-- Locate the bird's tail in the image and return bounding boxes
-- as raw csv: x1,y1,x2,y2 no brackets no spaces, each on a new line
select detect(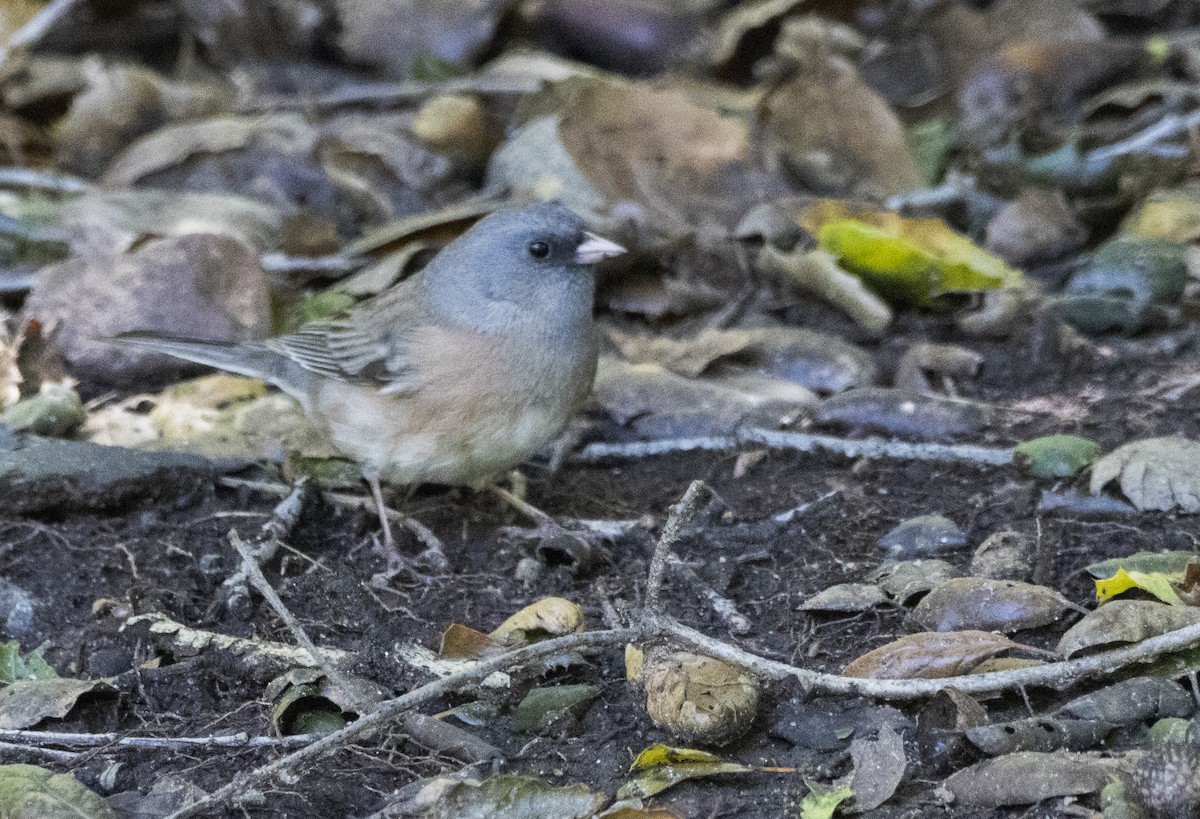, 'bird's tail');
110,332,286,385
